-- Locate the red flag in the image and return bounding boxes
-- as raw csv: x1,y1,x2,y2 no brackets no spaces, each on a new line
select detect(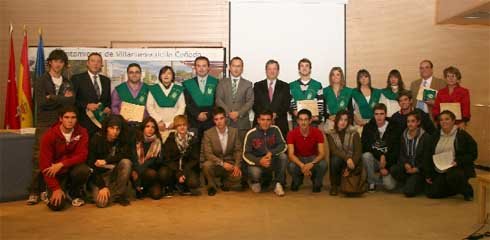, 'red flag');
17,27,33,128
4,24,20,129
